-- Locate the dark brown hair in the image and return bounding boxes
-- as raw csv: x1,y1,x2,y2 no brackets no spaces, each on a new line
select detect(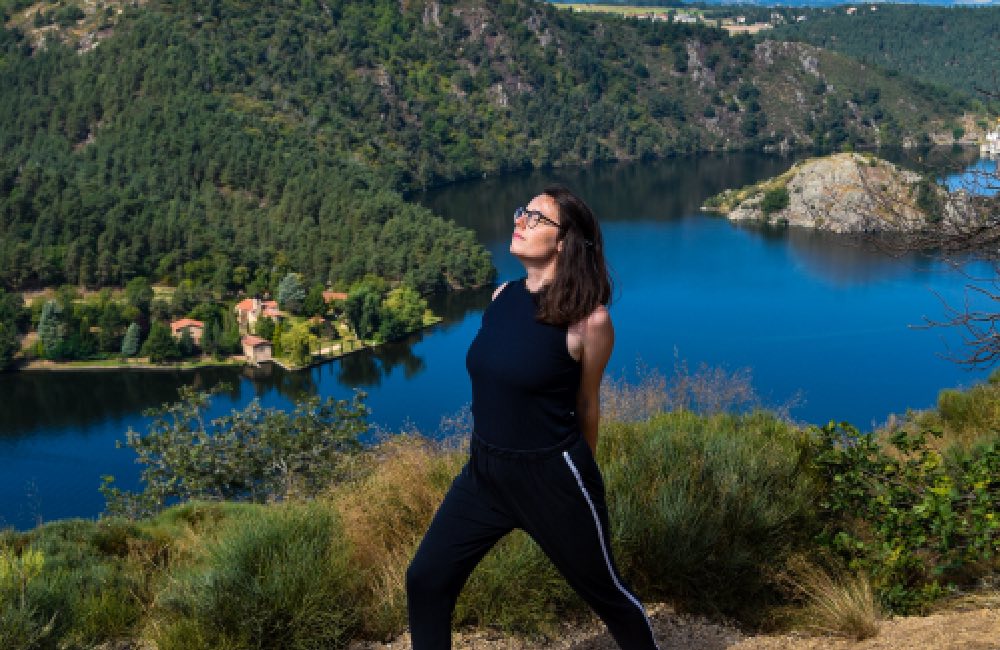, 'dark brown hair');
533,185,613,326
